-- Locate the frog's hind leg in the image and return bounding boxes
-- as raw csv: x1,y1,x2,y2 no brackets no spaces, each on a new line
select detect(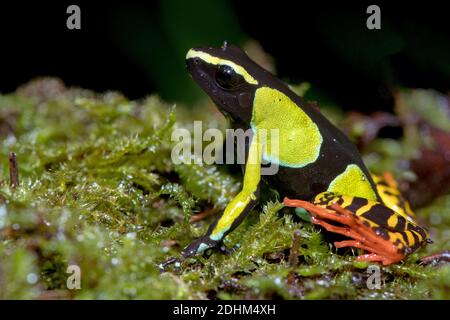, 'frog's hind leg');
285,198,356,227
333,241,399,265
353,253,396,265
328,202,406,265
284,198,365,240
310,216,366,243
284,197,405,265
